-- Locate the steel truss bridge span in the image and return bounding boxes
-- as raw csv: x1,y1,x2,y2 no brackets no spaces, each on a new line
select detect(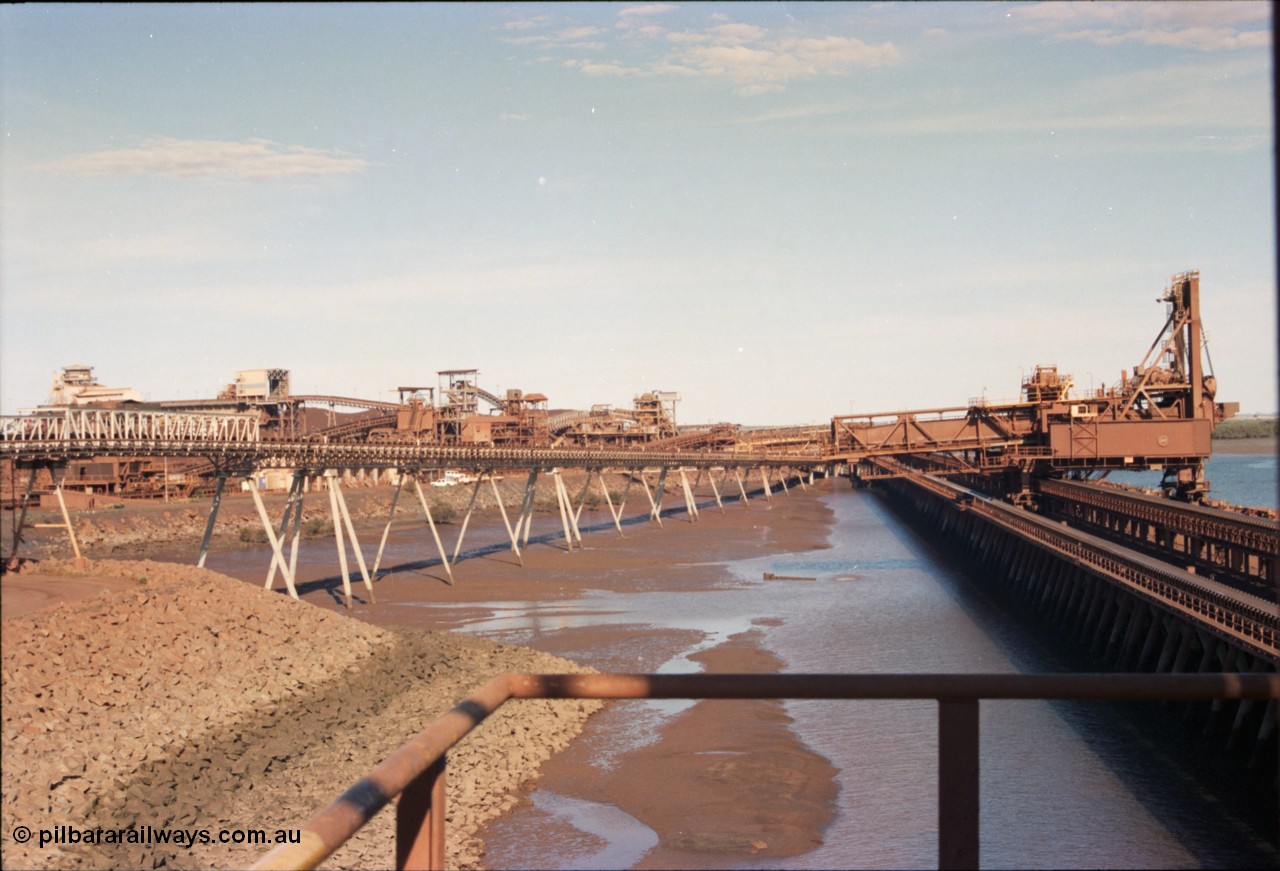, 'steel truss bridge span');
2,409,825,593
0,435,810,475
1,409,816,471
